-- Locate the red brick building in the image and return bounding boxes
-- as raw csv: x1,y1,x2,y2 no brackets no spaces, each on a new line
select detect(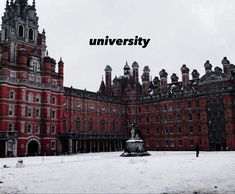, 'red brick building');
0,0,235,157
